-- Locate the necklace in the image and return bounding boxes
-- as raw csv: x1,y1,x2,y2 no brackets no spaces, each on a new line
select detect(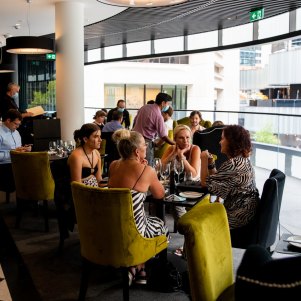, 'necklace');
82,146,94,173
